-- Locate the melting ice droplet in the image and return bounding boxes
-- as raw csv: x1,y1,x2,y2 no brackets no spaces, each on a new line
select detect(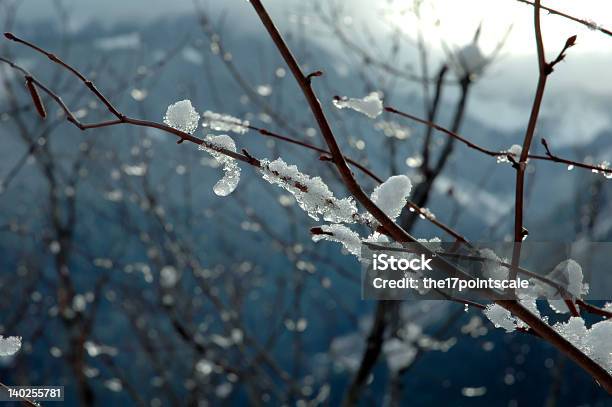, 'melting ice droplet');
199,135,241,196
